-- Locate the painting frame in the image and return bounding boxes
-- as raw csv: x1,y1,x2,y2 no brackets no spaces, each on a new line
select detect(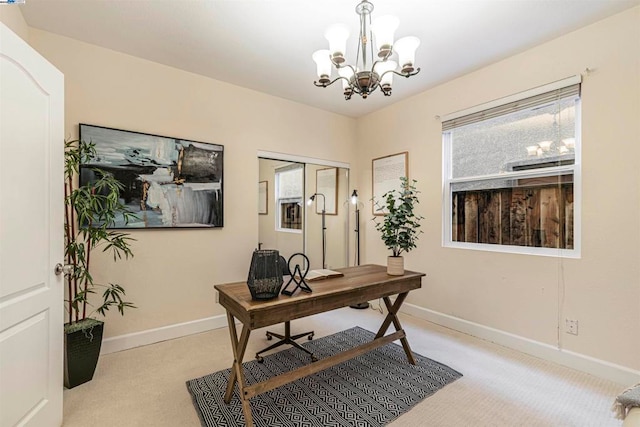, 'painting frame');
258,181,268,215
315,167,338,215
79,123,224,229
372,151,408,216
